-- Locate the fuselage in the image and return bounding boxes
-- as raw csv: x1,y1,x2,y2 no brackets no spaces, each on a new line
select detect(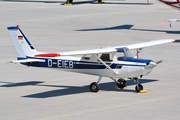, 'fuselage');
20,56,154,79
